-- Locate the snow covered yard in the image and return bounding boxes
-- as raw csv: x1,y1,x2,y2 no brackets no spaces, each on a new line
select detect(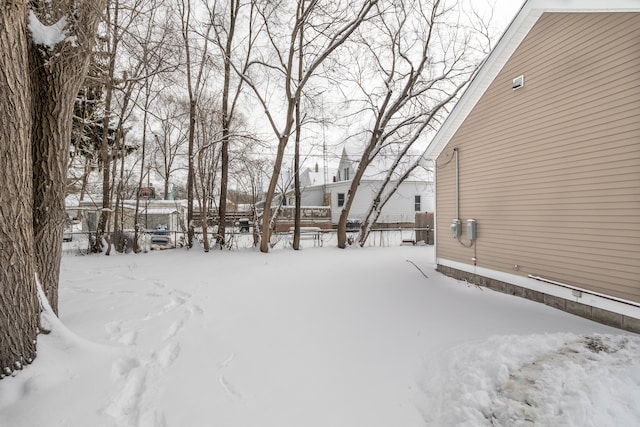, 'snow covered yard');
0,244,639,426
